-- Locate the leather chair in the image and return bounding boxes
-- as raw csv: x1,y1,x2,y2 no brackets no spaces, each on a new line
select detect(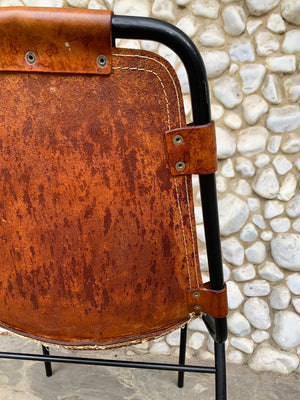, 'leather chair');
0,7,228,399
